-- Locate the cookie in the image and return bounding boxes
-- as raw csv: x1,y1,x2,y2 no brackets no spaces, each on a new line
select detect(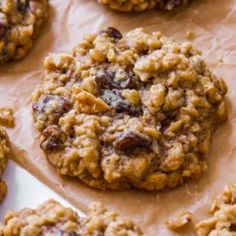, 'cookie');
0,127,10,203
0,106,14,202
98,0,188,12
0,199,143,235
0,0,48,64
32,27,227,191
195,185,236,236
